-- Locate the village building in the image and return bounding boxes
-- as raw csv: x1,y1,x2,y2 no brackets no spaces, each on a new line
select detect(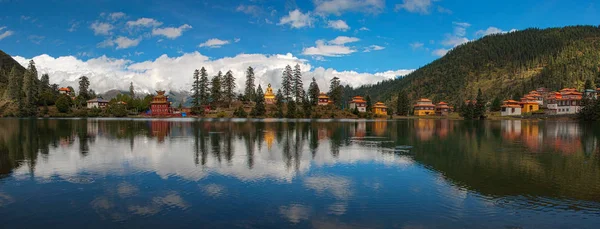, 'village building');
501,100,522,116
151,90,172,116
524,90,544,105
349,96,367,113
87,98,109,109
435,102,451,116
520,95,540,113
373,102,388,115
264,84,276,105
58,87,71,95
413,98,436,116
545,88,583,115
318,92,330,106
